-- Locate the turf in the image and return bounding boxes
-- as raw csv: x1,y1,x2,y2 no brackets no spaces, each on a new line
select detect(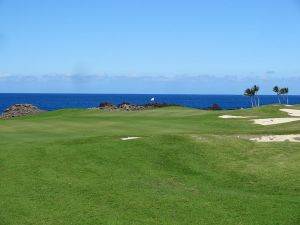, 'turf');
0,105,299,224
